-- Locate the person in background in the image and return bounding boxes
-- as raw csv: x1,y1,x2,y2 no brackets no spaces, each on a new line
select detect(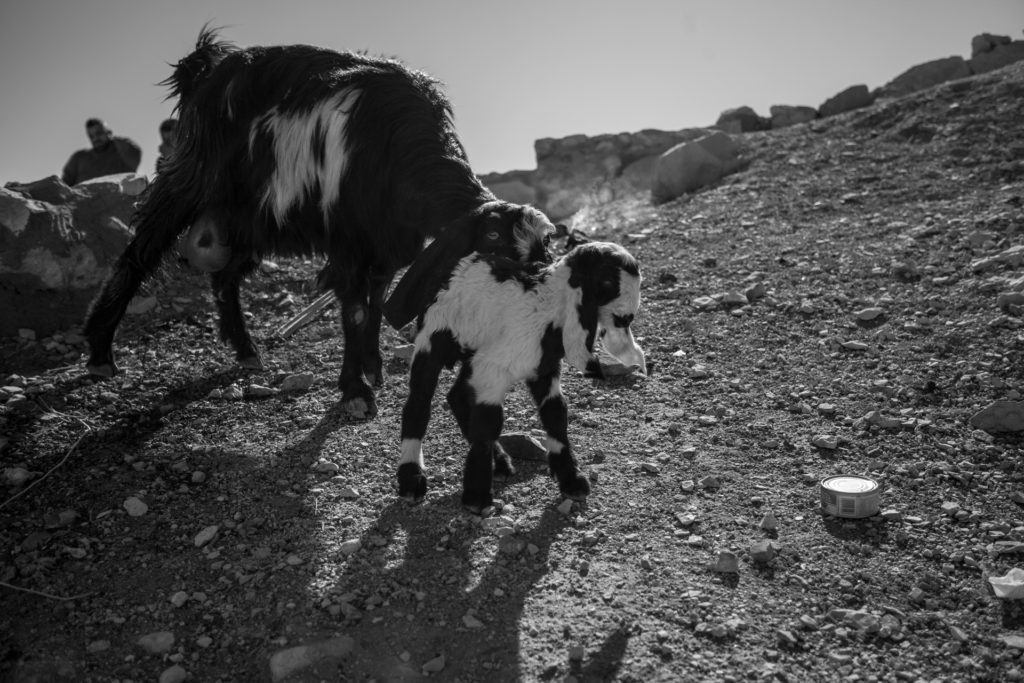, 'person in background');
155,118,177,175
61,118,141,185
